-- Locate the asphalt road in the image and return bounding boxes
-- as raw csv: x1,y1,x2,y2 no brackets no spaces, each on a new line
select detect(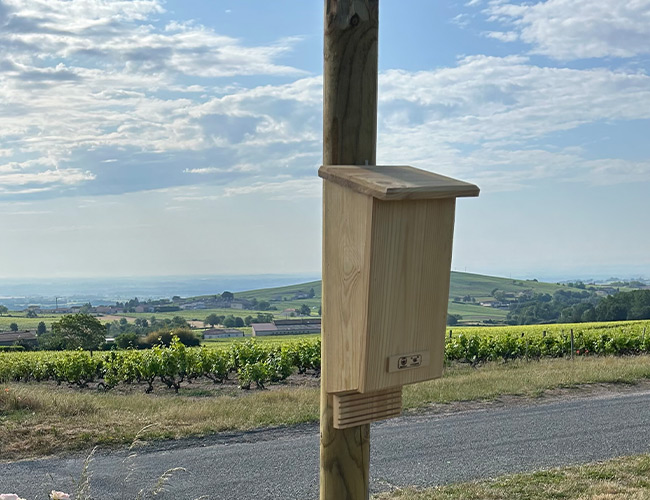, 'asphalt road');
2,389,650,499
